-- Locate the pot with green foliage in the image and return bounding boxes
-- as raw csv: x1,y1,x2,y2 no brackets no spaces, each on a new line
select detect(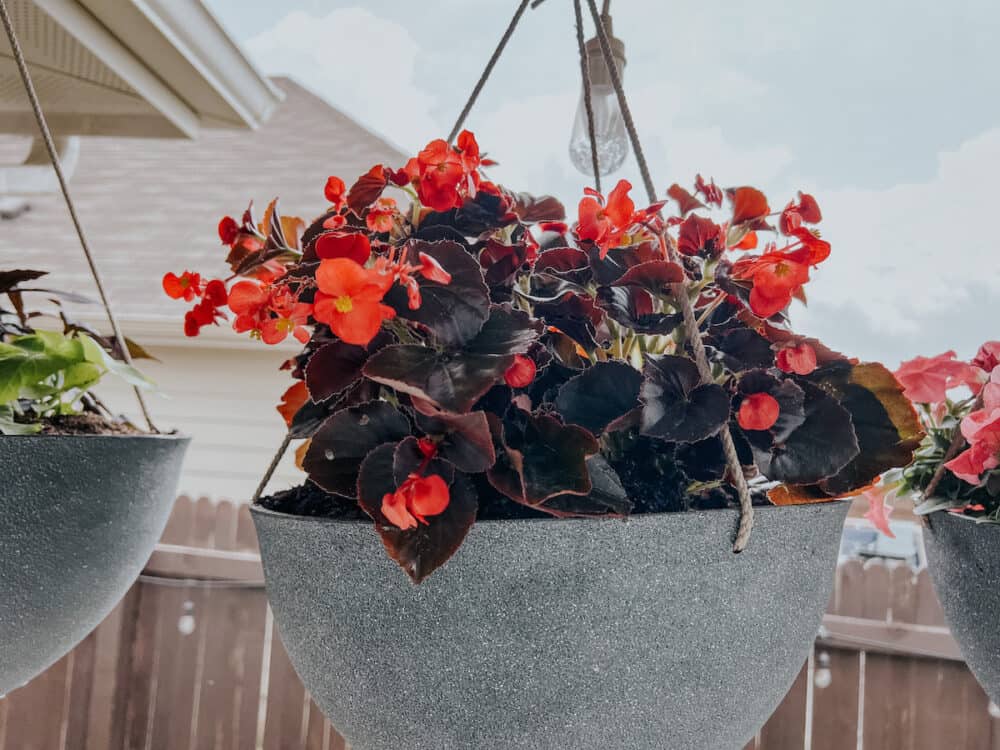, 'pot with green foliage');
879,342,1000,704
0,269,188,694
168,134,920,749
